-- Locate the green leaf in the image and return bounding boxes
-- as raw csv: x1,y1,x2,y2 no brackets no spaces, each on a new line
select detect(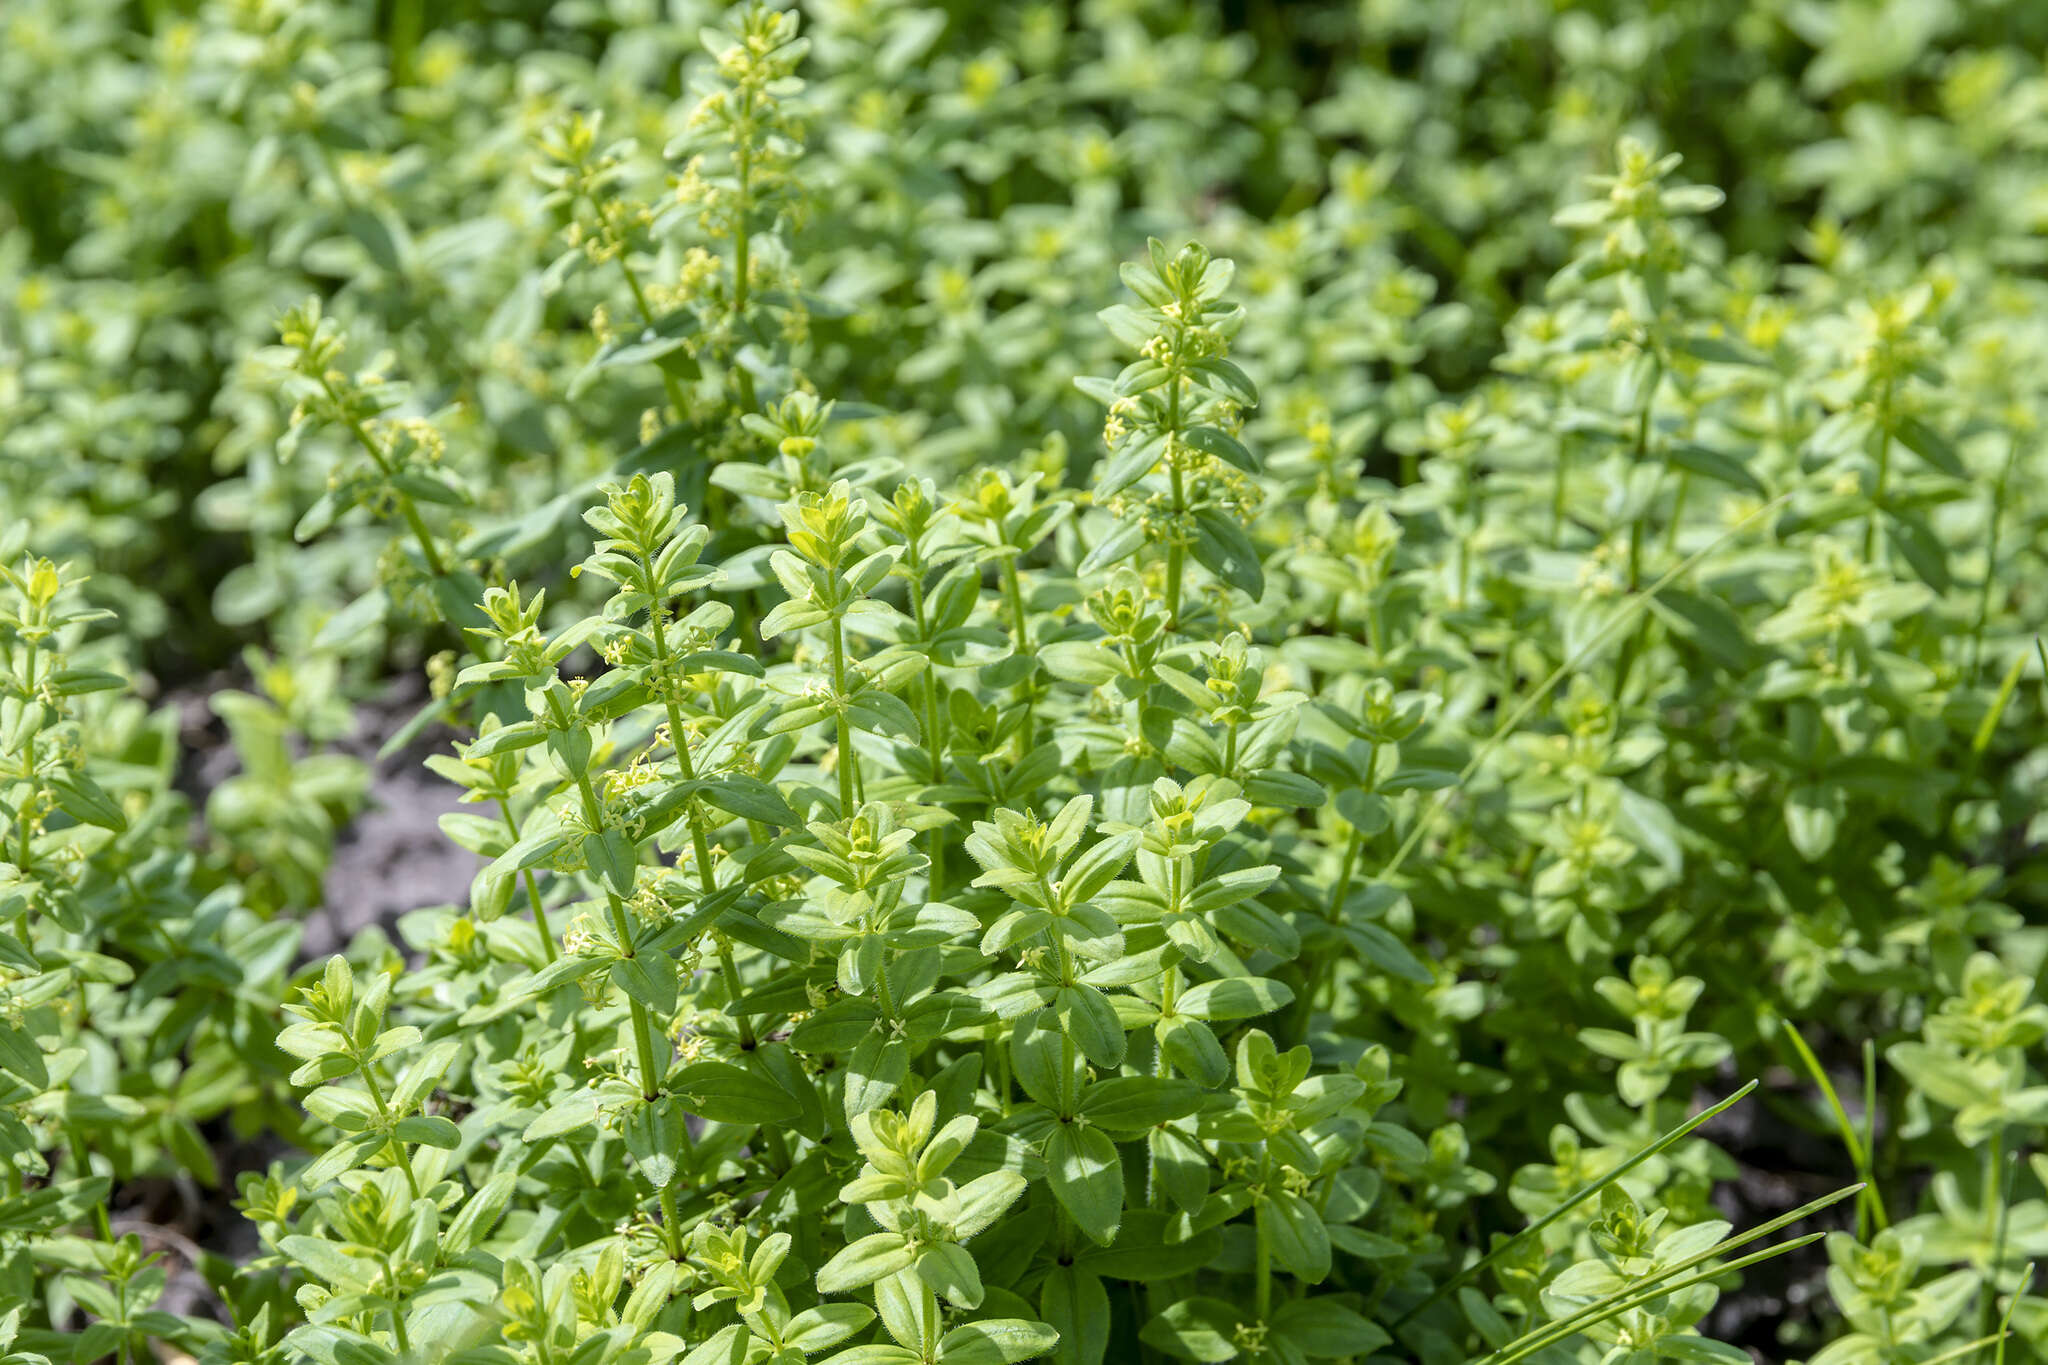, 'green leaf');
0,1025,48,1088
1115,362,1171,397
917,1241,985,1309
699,775,800,826
675,1061,803,1125
584,827,638,895
1190,508,1264,599
1894,415,1966,478
1337,922,1433,985
818,1232,916,1295
1012,1013,1077,1113
1076,1212,1219,1282
1046,1123,1123,1246
1674,335,1764,367
1148,1127,1211,1214
1180,425,1261,474
1140,1298,1241,1363
1054,986,1127,1068
1258,1191,1330,1282
278,1235,380,1293
1079,1077,1203,1133
941,1318,1063,1365
1041,641,1125,685
849,688,922,741
846,1034,910,1121
1648,588,1755,672
465,721,548,757
1118,263,1175,309
312,588,389,651
1094,434,1167,501
1269,1300,1389,1357
1064,832,1139,906
1784,781,1842,862
1175,976,1293,1022
49,772,125,832
45,667,127,696
784,1304,877,1354
818,1349,920,1365
1666,443,1764,495
1885,510,1952,594
1039,1267,1108,1365
523,1094,600,1142
611,954,678,1016
1157,1017,1228,1088
1244,770,1326,809
295,490,342,543
1190,357,1258,405
1660,1337,1755,1365
393,1115,460,1149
